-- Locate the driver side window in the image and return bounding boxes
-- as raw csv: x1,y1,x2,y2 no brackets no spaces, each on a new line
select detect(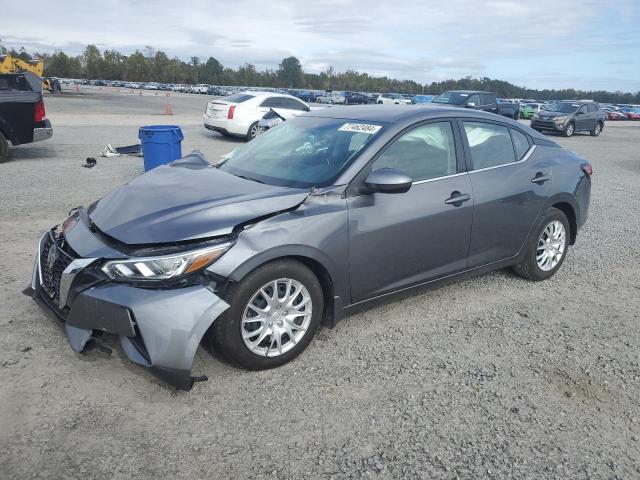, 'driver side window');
372,122,457,182
467,95,481,106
